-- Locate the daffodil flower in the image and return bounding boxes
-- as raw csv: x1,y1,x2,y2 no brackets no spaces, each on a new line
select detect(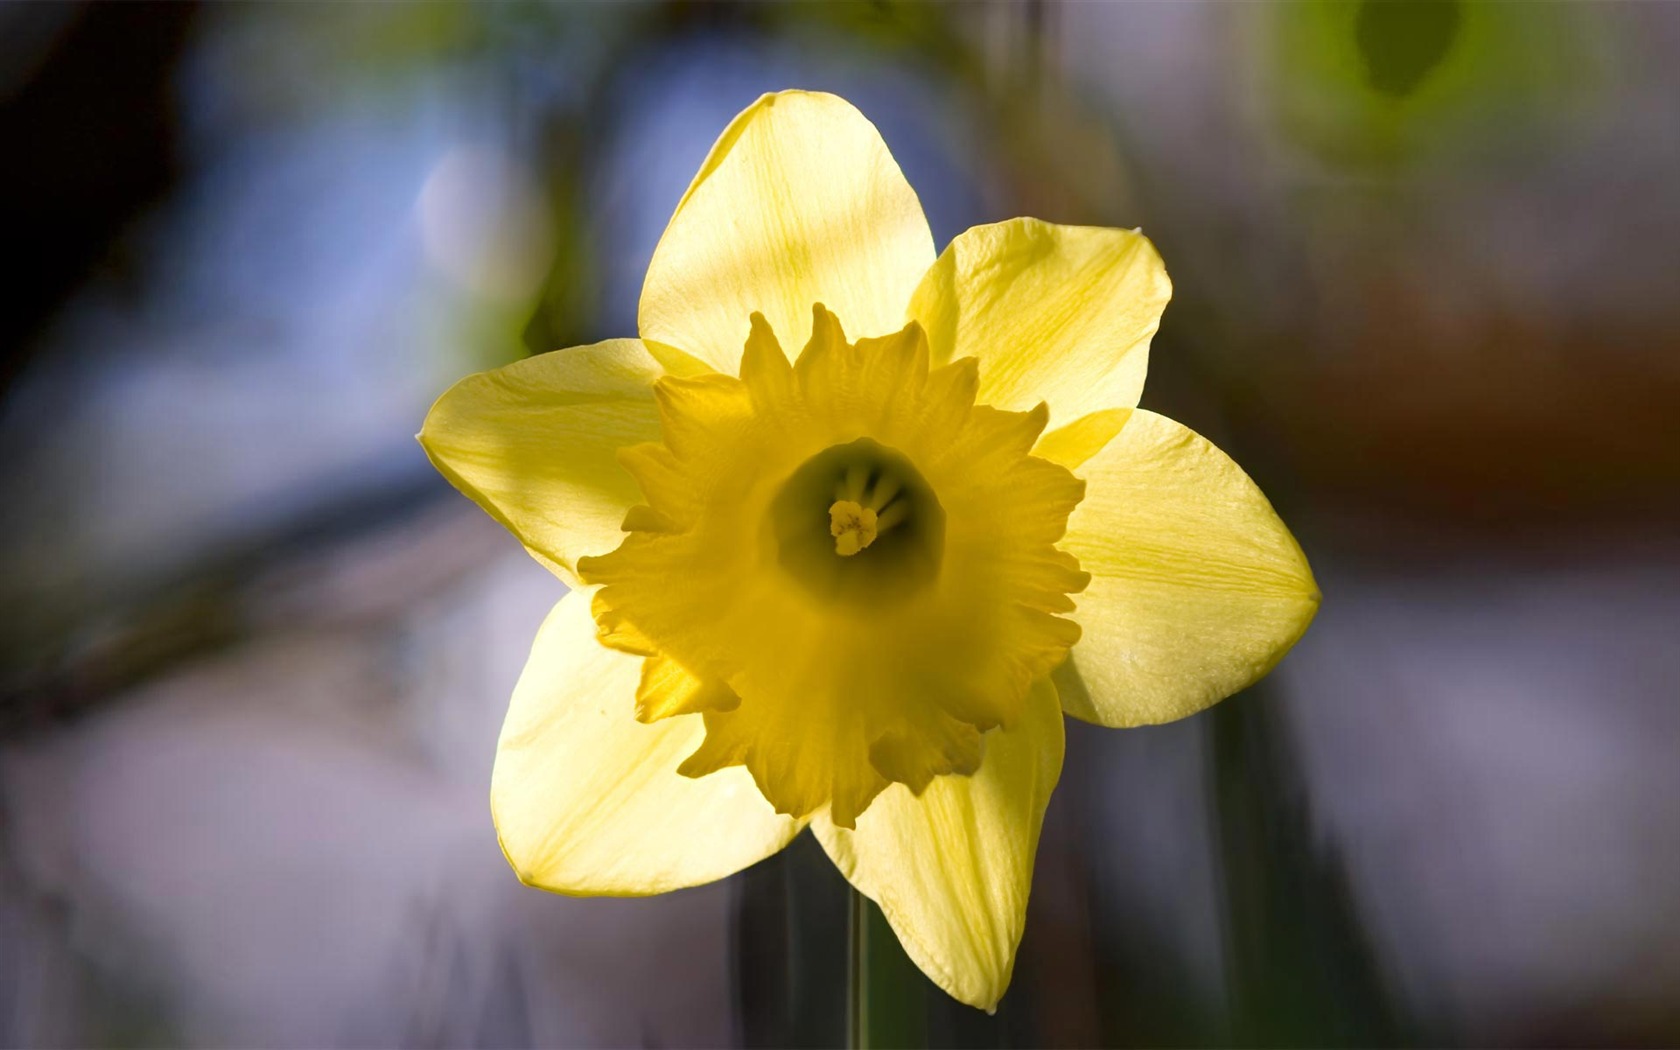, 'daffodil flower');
420,90,1318,1011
